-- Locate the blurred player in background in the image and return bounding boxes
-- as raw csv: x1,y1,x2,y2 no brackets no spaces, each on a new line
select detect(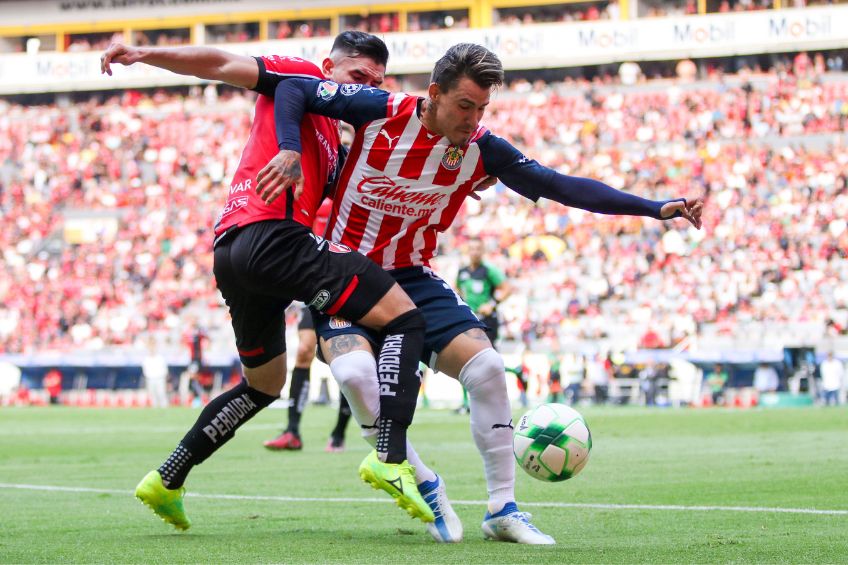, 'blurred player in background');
102,31,436,531
262,42,703,544
455,237,511,413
